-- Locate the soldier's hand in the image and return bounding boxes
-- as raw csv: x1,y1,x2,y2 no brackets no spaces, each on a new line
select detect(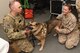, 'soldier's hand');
22,30,27,35
26,29,31,34
54,26,60,32
22,30,30,37
25,29,31,37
